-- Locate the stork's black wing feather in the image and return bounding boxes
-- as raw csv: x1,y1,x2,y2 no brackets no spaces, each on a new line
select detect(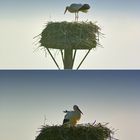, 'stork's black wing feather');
79,4,90,11
63,119,69,124
63,110,68,113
